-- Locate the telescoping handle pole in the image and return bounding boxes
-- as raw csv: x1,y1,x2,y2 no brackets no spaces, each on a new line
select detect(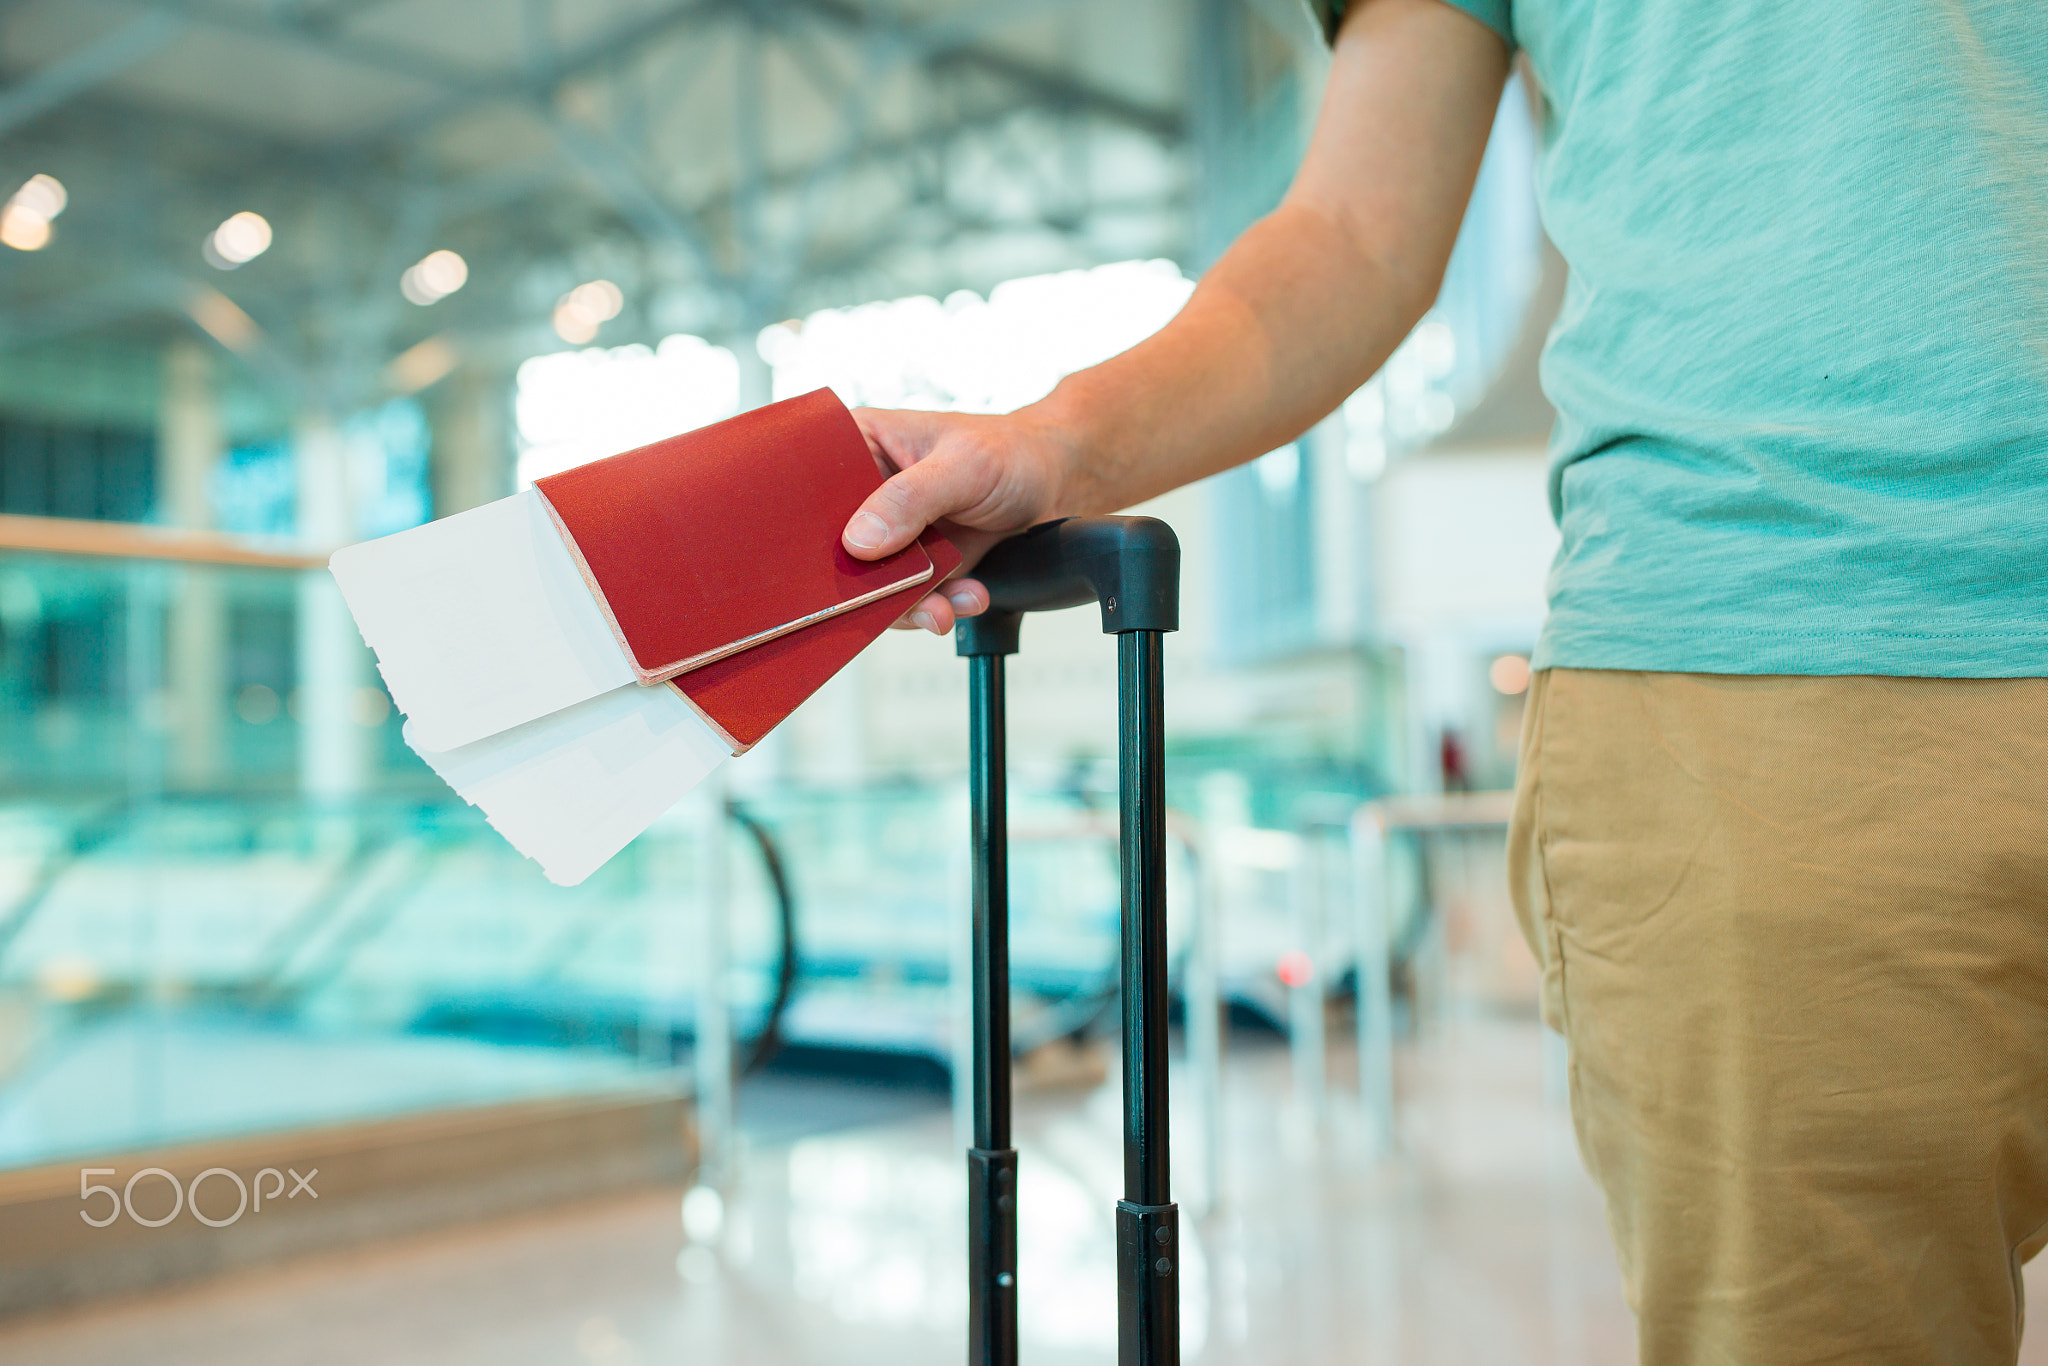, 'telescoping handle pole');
957,607,1020,1366
957,517,1182,1366
1115,625,1175,1366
